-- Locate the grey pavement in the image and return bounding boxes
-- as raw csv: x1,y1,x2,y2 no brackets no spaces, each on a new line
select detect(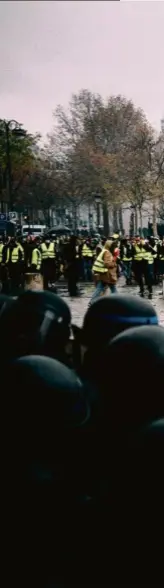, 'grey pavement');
56,278,164,328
